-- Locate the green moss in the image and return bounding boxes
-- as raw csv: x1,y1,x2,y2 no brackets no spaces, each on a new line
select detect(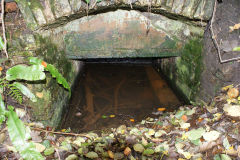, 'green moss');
26,34,76,126
15,0,38,30
176,38,203,101
28,0,44,10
